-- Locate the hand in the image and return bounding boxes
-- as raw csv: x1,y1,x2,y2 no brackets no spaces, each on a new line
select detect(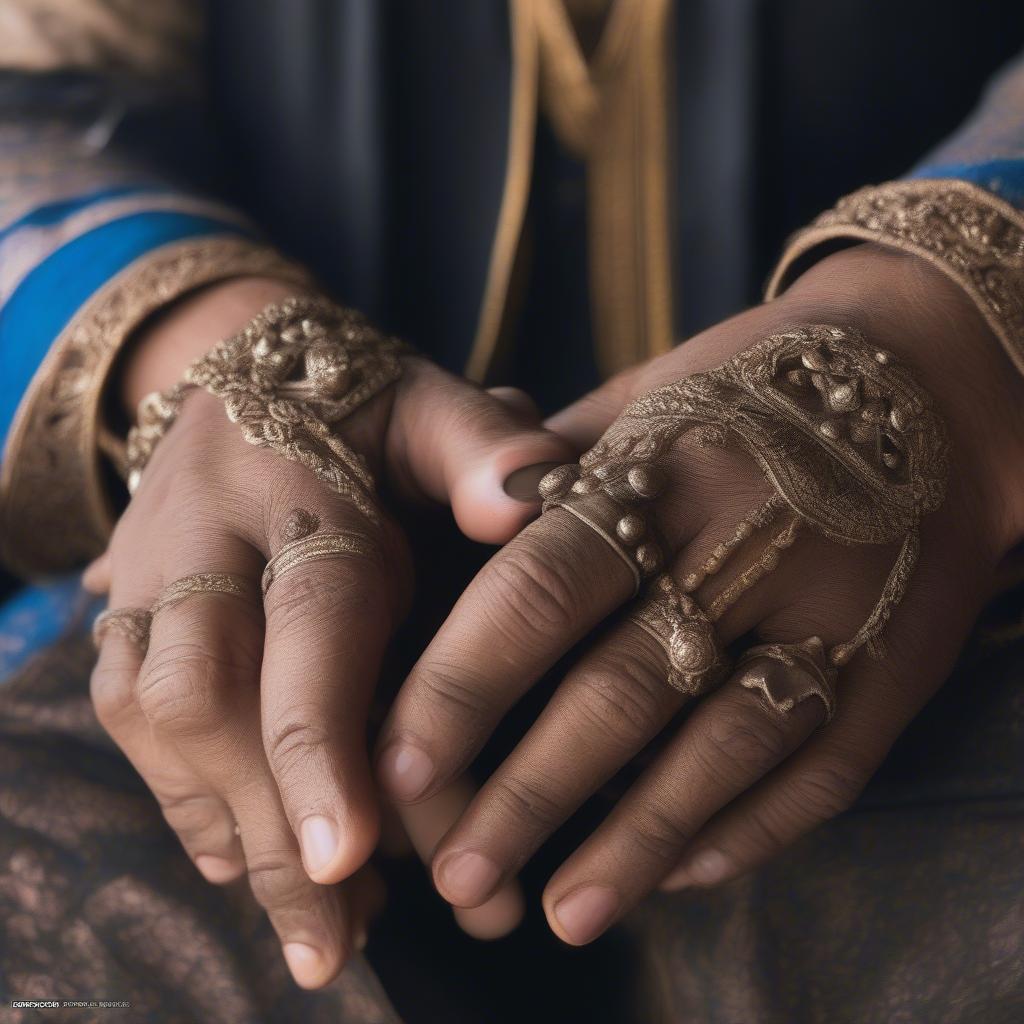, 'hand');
87,278,565,985
376,244,1024,945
